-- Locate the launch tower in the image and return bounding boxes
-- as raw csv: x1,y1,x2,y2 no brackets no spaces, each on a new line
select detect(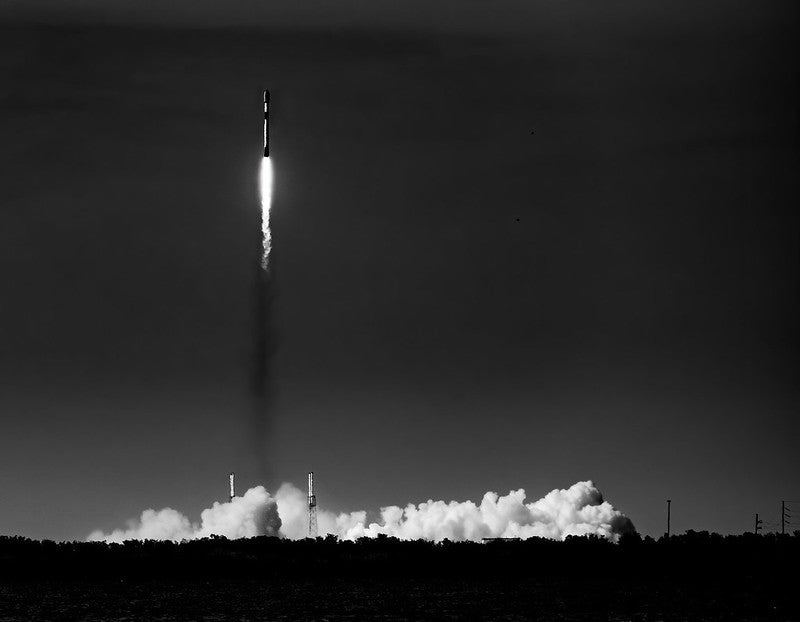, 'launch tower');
308,471,317,538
